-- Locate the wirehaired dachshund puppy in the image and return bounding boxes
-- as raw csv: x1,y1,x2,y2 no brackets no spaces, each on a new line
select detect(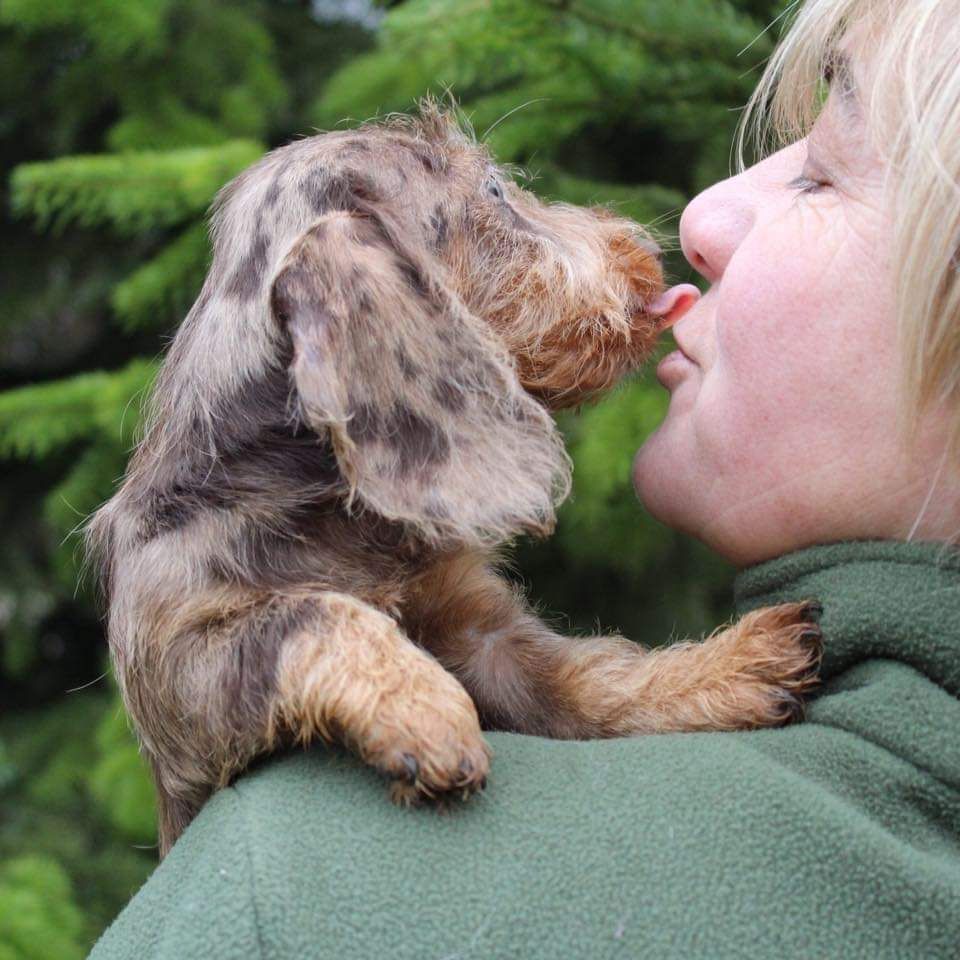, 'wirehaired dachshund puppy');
88,103,822,855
